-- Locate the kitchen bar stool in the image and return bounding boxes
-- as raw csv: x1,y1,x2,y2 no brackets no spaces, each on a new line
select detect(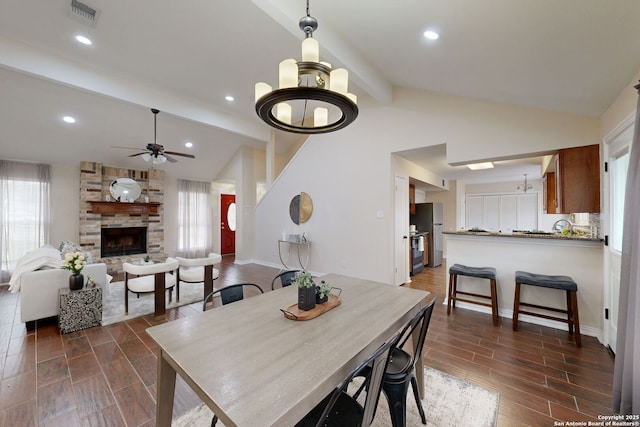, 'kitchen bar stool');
512,271,581,347
447,264,499,326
